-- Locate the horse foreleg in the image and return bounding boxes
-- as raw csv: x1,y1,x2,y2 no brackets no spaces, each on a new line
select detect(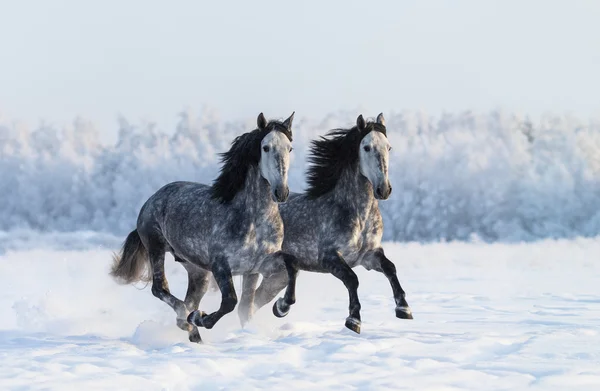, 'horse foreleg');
237,273,259,327
271,252,298,318
363,248,413,319
180,261,211,342
322,250,362,334
188,256,237,330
